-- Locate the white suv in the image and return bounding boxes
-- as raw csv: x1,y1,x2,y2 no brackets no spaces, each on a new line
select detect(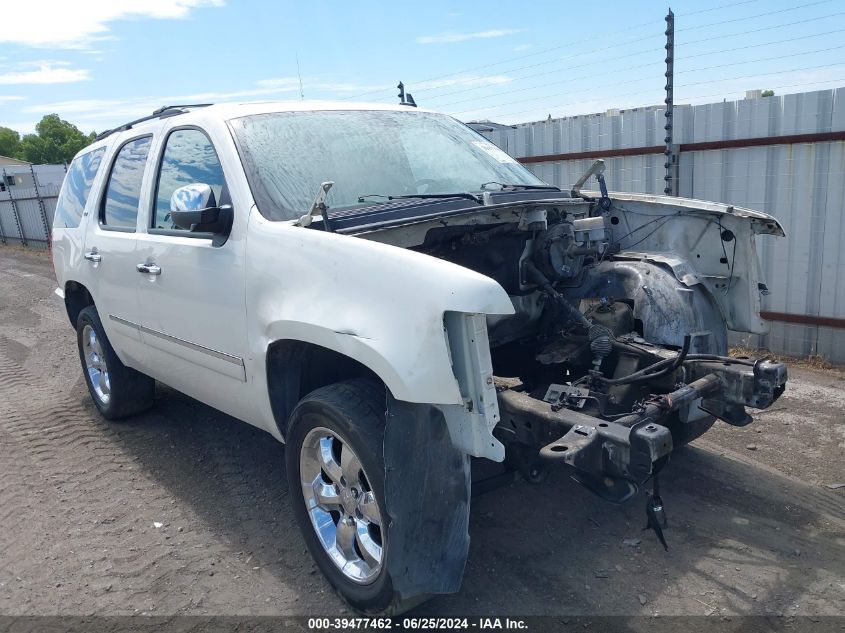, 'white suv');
52,101,787,613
